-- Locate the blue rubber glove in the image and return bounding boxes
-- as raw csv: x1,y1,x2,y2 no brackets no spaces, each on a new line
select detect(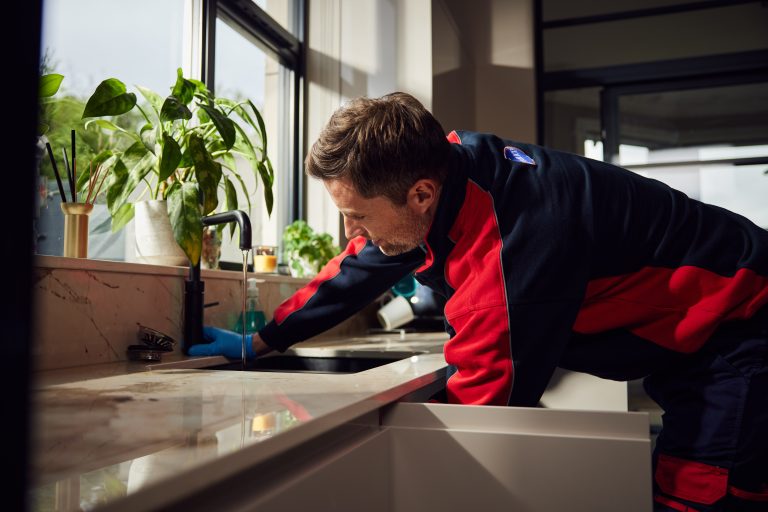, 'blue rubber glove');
188,326,256,359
